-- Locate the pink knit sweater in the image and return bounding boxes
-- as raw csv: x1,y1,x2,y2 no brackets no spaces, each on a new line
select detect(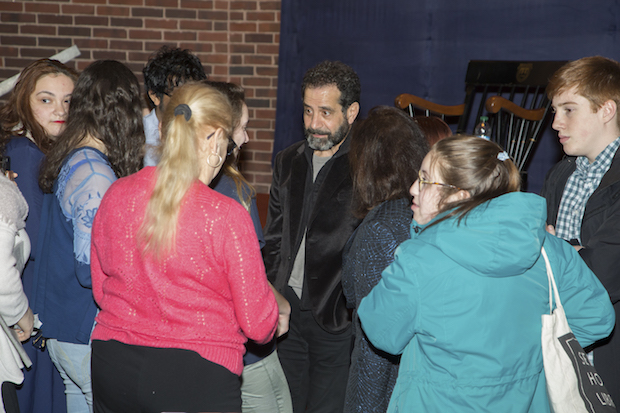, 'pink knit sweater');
91,167,278,375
